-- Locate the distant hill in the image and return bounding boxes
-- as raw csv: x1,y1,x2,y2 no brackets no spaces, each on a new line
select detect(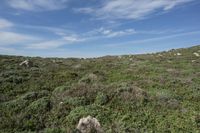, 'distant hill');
0,45,200,132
